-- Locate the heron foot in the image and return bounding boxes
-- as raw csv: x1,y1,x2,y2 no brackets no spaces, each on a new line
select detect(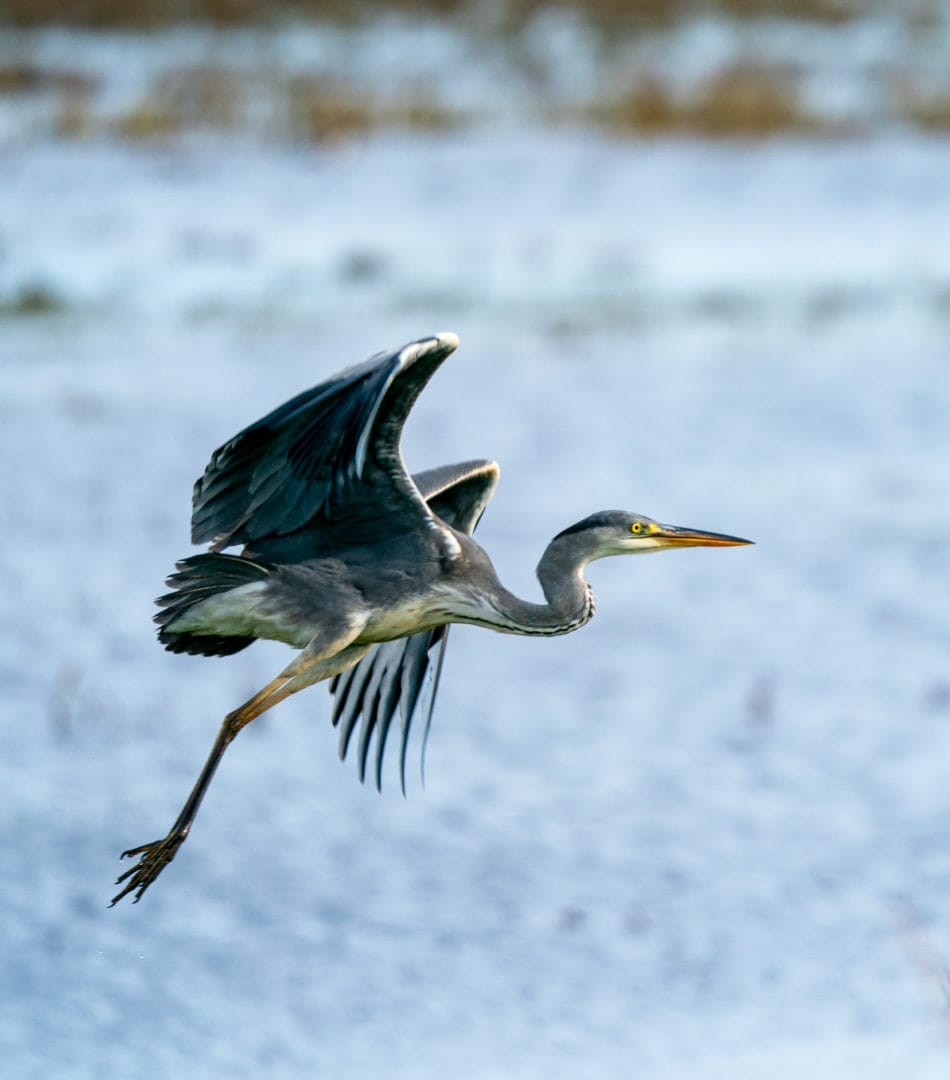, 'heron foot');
110,830,187,906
